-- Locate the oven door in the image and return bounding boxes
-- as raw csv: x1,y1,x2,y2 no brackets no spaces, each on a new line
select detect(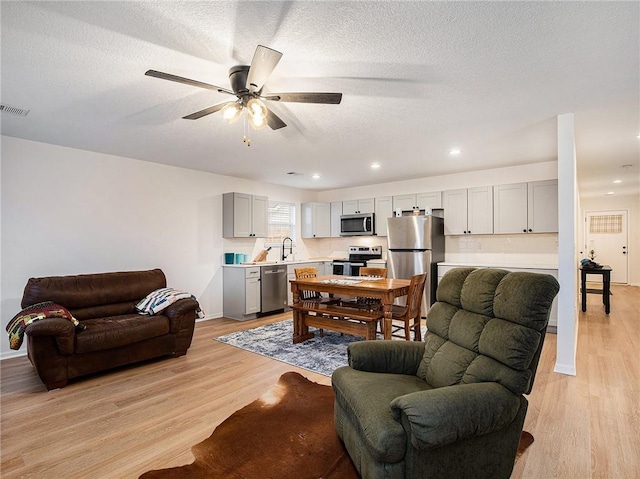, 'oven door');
332,262,350,276
349,262,365,276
